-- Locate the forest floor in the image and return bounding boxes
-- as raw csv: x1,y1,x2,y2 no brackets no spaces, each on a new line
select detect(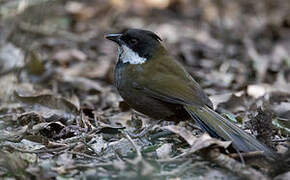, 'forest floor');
0,0,289,179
